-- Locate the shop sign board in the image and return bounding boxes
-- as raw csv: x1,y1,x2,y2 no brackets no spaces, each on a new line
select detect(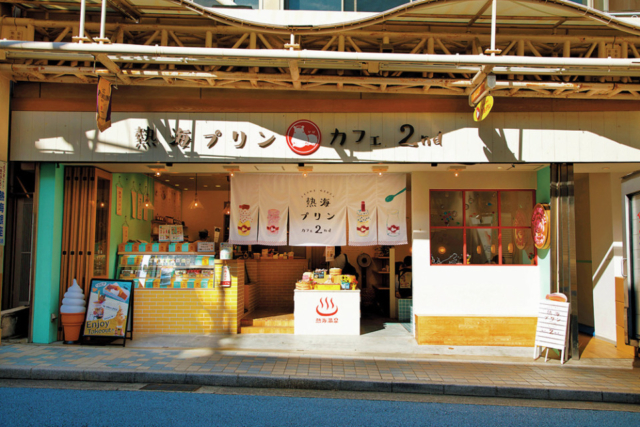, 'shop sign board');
473,95,493,122
15,111,640,164
534,299,570,364
294,290,360,335
0,161,6,246
197,242,215,252
468,74,496,107
286,119,322,156
532,203,551,250
84,279,133,339
159,224,184,242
